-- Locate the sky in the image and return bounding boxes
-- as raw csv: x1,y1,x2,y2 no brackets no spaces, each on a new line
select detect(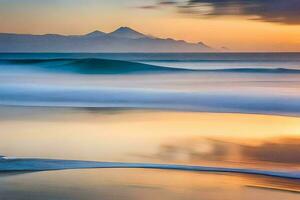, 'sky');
0,0,300,51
